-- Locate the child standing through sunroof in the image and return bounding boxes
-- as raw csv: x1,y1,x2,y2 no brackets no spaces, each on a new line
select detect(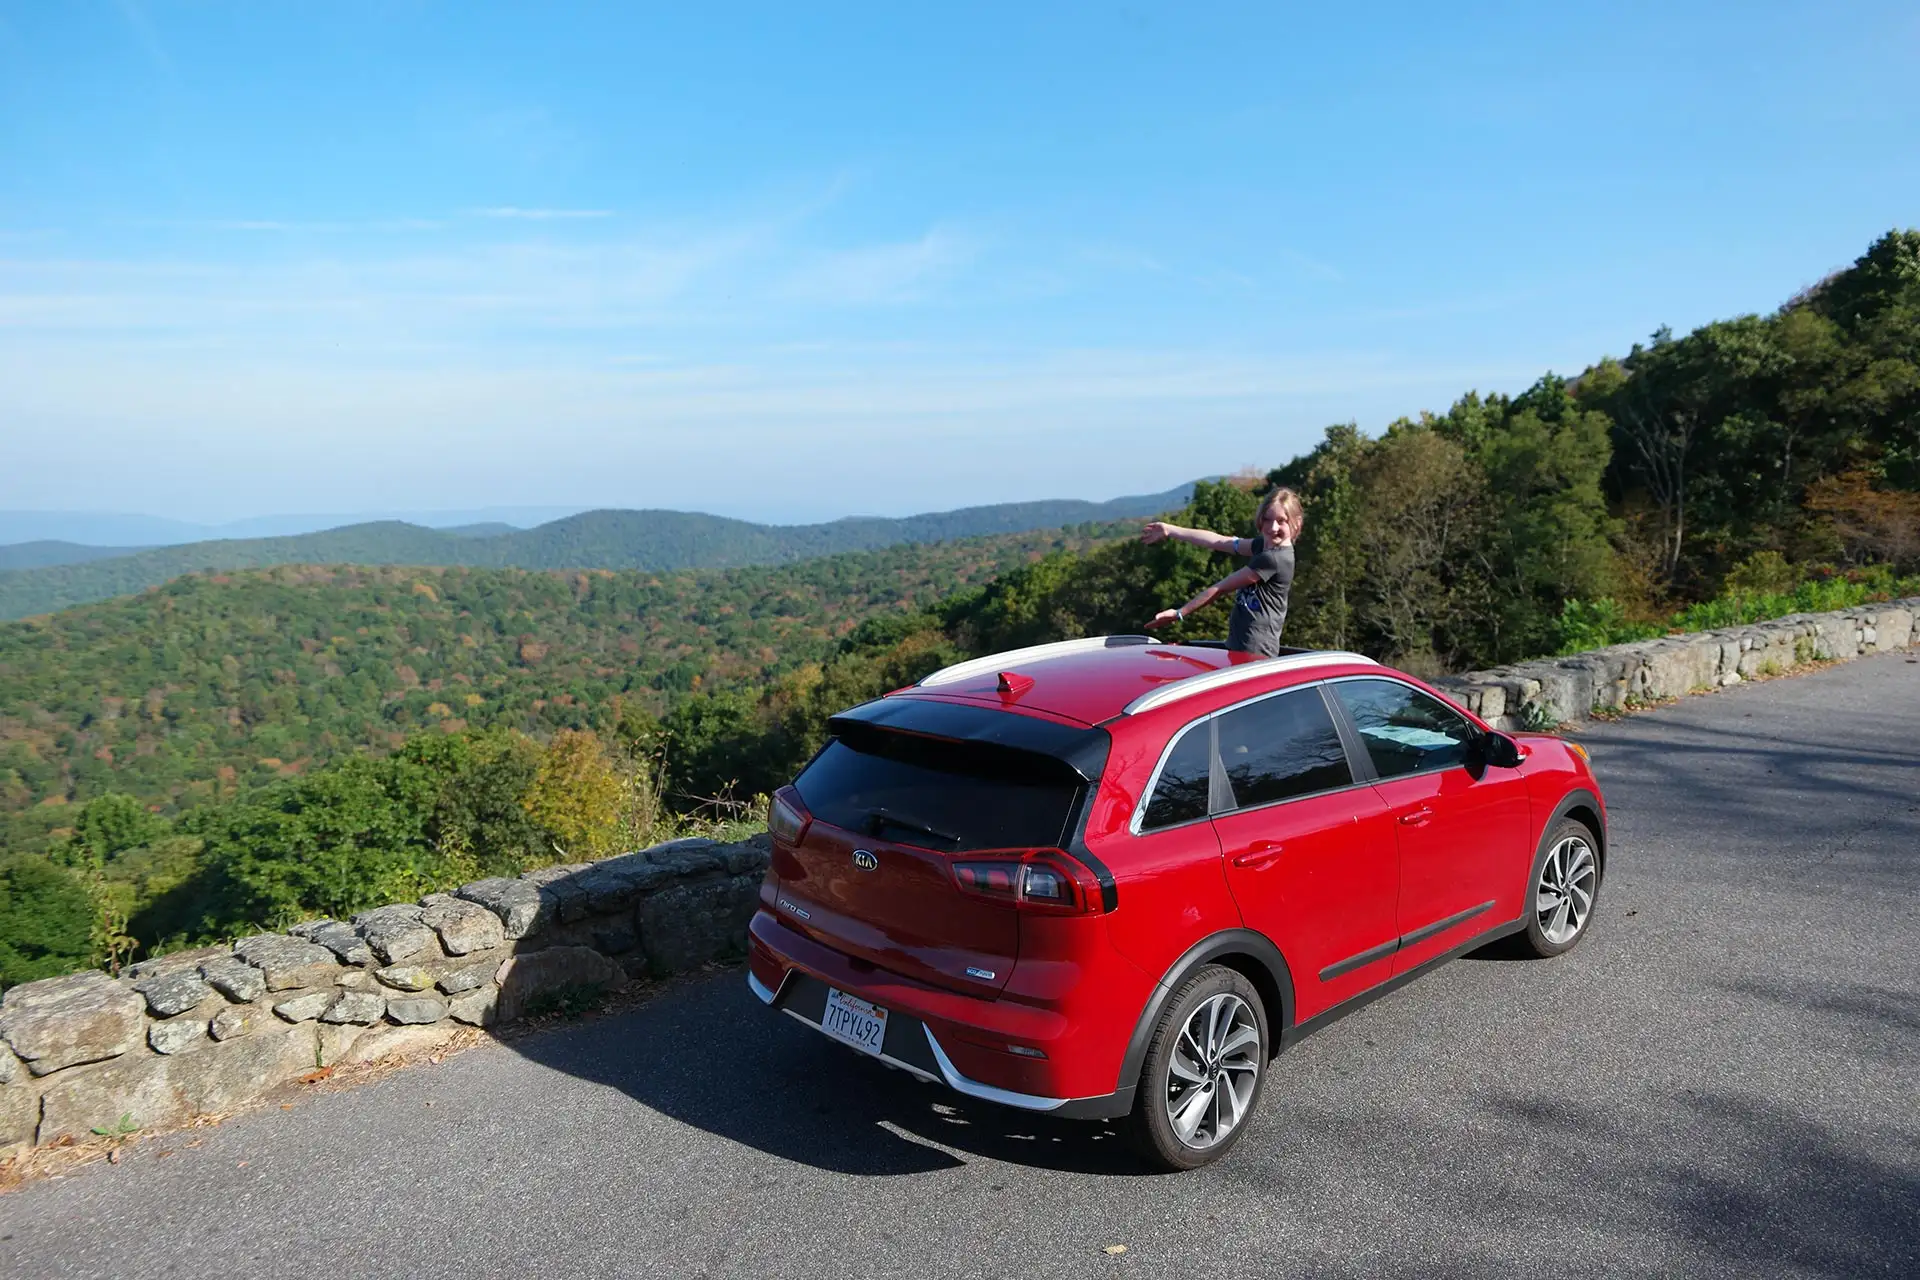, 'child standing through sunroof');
1141,487,1304,657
